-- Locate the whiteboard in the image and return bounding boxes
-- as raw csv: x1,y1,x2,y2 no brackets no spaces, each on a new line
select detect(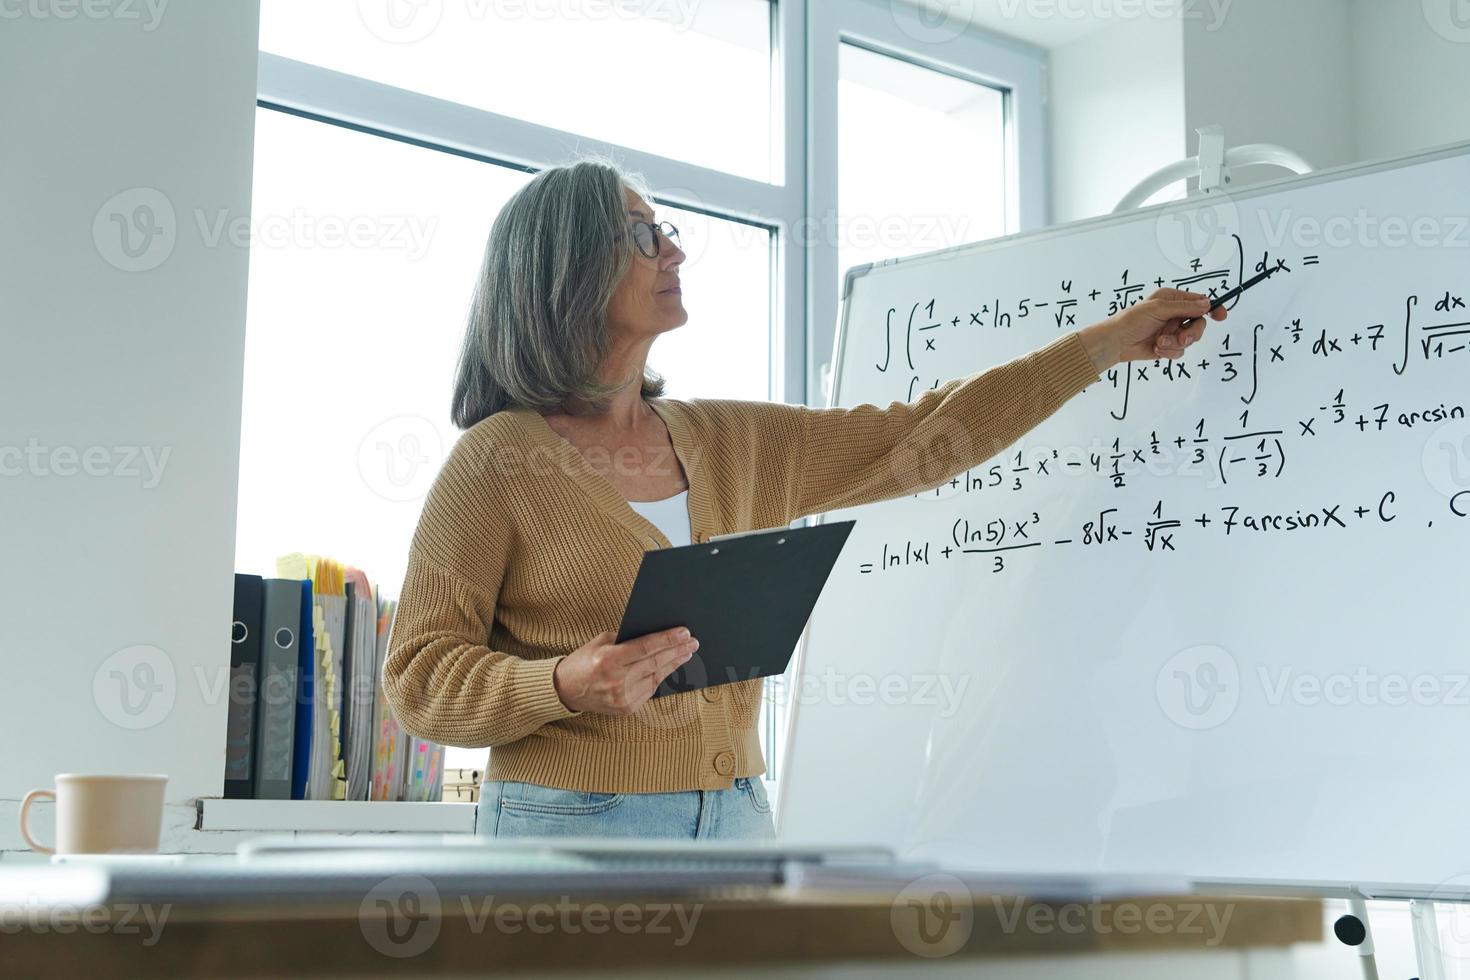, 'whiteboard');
778,141,1470,893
